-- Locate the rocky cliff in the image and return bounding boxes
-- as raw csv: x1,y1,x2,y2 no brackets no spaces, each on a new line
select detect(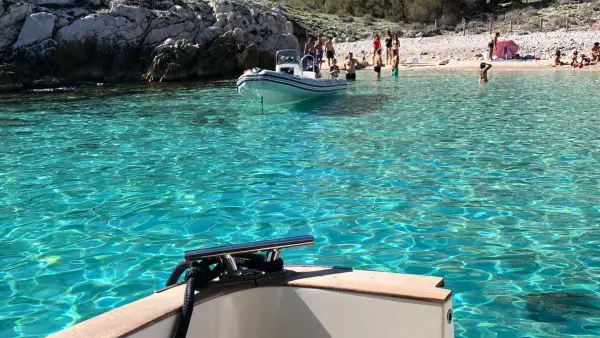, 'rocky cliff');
0,0,299,90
